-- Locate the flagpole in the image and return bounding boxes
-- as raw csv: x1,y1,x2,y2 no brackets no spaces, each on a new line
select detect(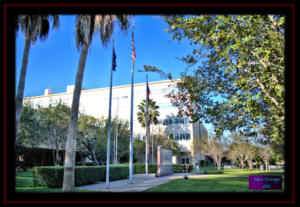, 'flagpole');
129,24,135,184
116,98,119,164
105,39,115,189
115,97,119,164
145,71,149,179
